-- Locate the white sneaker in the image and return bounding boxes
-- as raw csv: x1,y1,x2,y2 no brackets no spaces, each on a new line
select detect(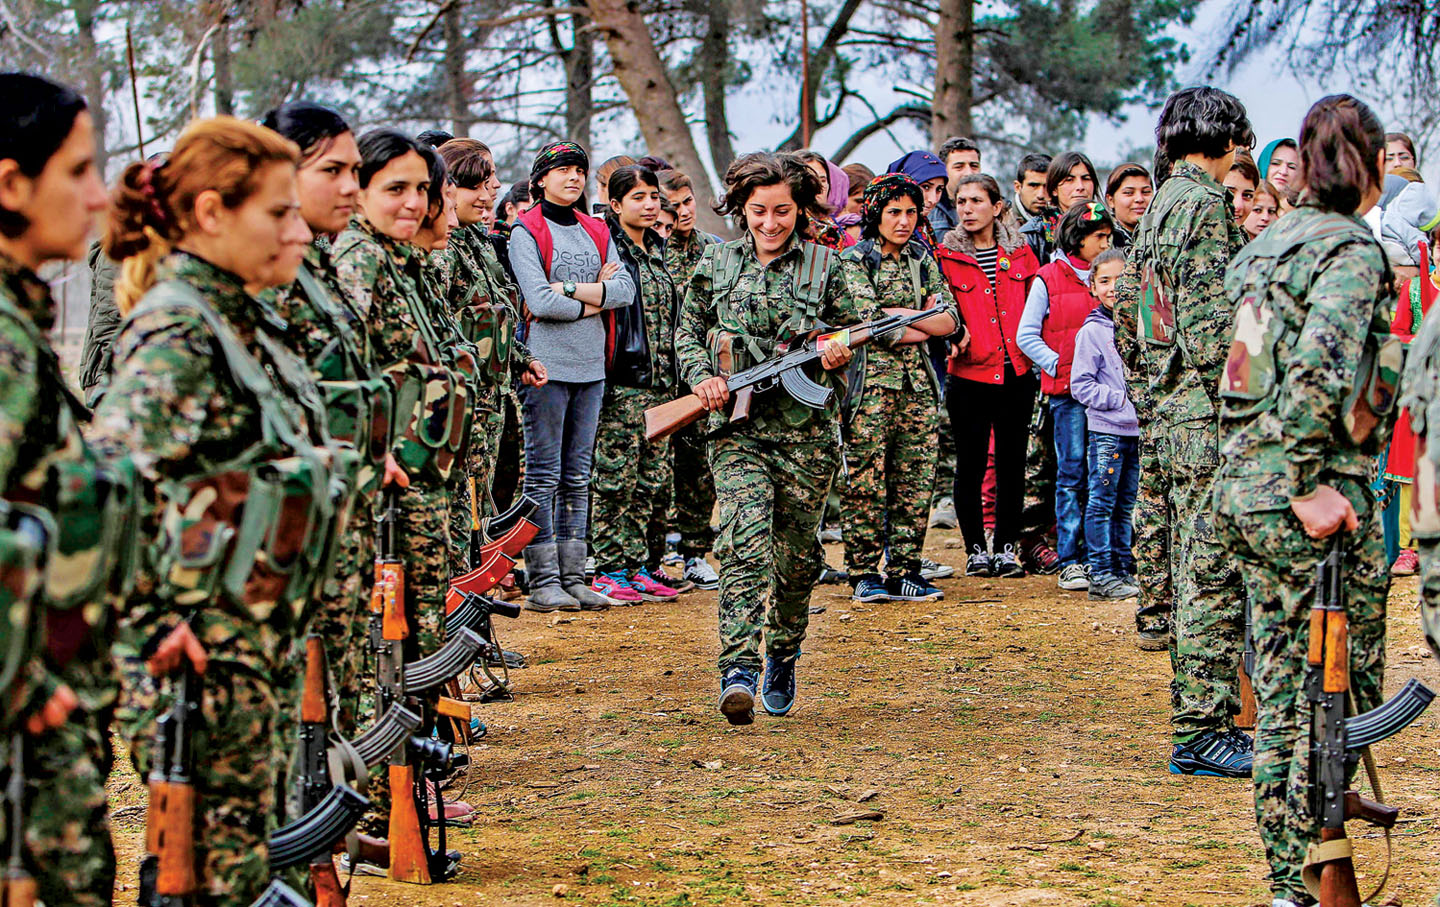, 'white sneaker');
919,557,954,580
684,556,719,590
1057,563,1090,591
928,496,958,529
